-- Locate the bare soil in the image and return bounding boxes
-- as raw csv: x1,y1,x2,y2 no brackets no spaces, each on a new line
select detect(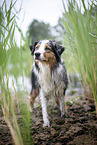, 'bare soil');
0,98,97,145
